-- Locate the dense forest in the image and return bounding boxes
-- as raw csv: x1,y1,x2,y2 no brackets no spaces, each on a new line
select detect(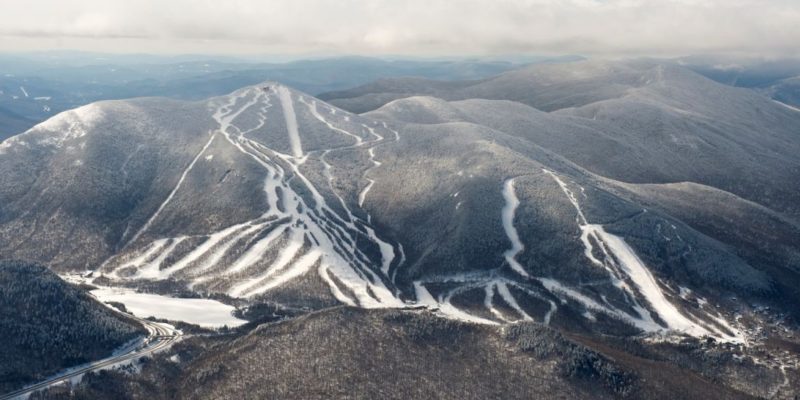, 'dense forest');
0,260,145,393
